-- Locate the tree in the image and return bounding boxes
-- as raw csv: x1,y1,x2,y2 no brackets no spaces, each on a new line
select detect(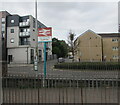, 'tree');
52,38,68,58
68,30,76,61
